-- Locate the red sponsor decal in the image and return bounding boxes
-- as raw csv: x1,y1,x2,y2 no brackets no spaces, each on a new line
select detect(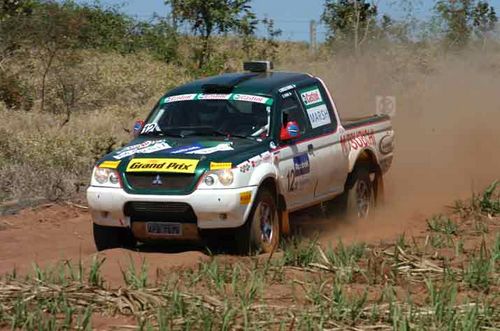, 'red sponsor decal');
340,129,376,154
